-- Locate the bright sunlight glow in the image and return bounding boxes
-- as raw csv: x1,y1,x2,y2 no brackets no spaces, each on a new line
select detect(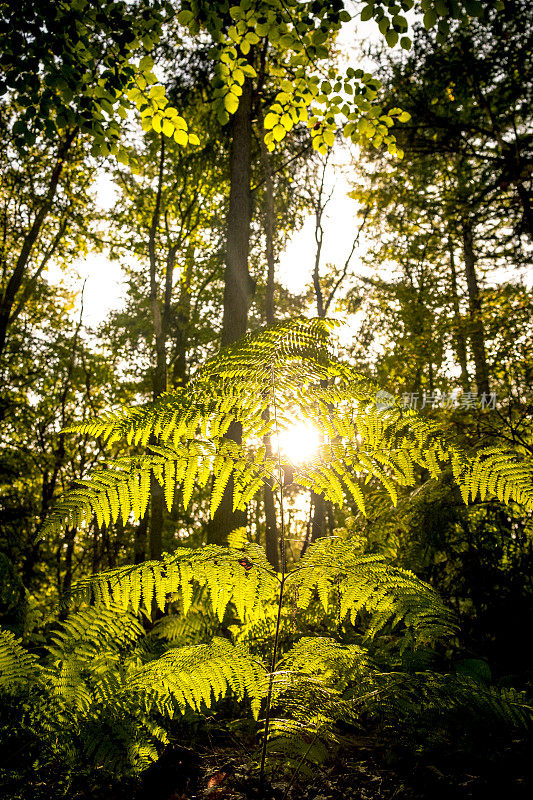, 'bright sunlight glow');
276,422,322,464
